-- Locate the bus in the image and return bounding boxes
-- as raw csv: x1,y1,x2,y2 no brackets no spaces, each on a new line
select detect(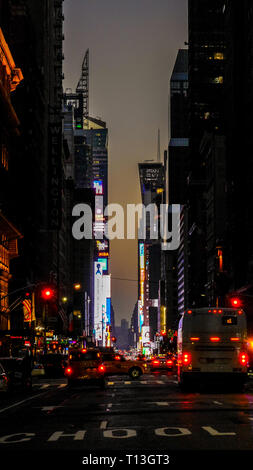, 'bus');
177,307,248,391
